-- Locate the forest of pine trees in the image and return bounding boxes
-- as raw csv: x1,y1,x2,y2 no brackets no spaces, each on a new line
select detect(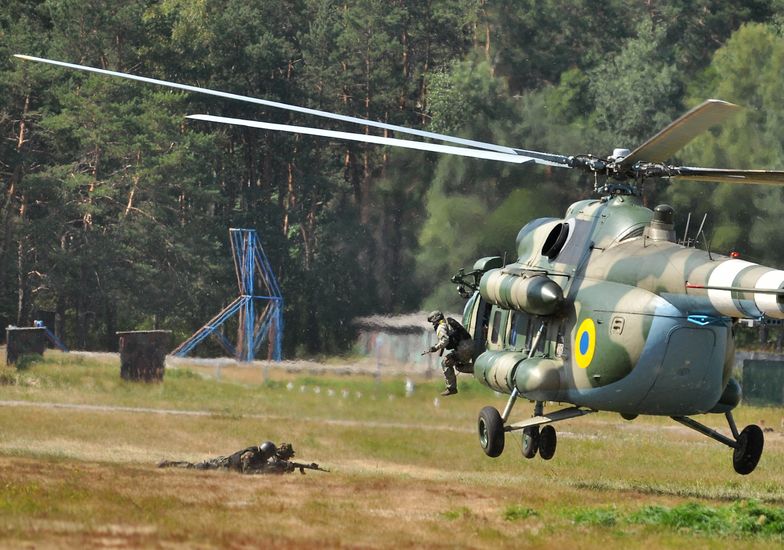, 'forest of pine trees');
2,1,784,354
